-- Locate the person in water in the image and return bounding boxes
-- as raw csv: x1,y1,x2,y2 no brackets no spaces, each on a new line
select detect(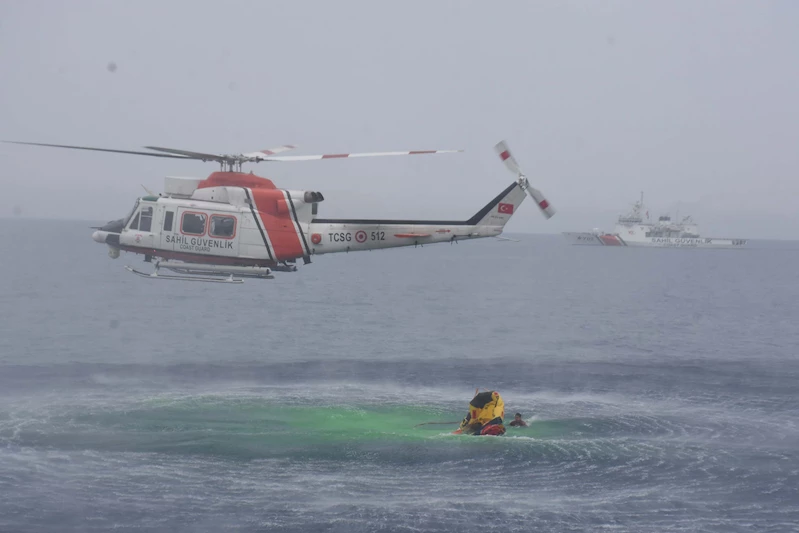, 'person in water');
509,412,527,427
